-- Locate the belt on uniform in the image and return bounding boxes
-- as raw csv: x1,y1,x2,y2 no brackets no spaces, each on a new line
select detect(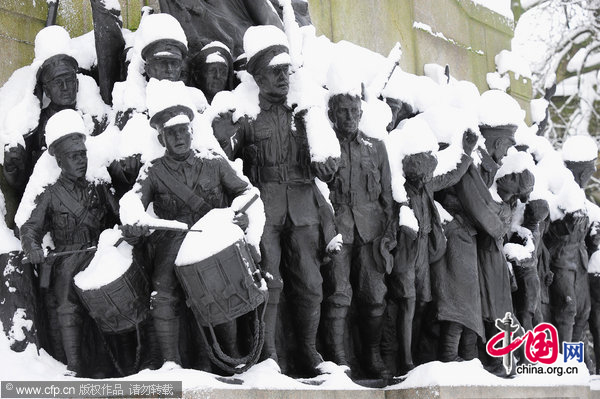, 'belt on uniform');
256,164,310,183
54,229,98,247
